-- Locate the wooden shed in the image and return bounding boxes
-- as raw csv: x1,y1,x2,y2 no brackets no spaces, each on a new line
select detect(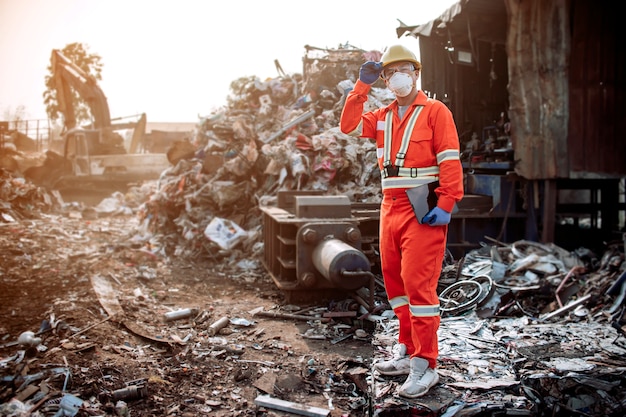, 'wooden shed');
398,0,625,252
